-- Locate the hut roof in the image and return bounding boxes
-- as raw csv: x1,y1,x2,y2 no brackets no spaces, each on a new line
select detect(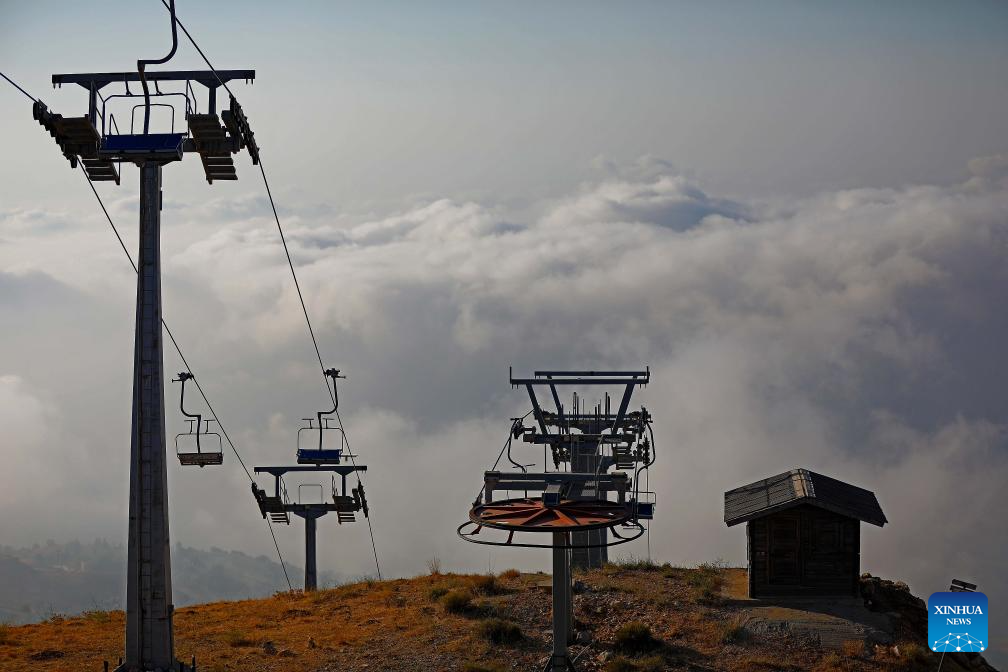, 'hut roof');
724,468,886,527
